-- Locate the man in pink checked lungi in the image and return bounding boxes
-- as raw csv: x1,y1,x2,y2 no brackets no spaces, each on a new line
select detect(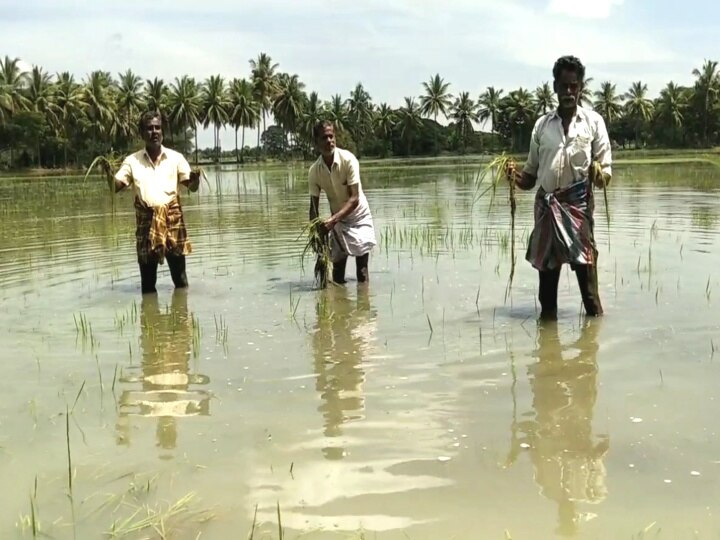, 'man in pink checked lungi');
507,56,612,321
